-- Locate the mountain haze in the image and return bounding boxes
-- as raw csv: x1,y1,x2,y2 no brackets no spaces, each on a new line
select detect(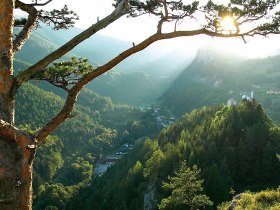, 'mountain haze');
162,47,280,122
14,25,194,105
